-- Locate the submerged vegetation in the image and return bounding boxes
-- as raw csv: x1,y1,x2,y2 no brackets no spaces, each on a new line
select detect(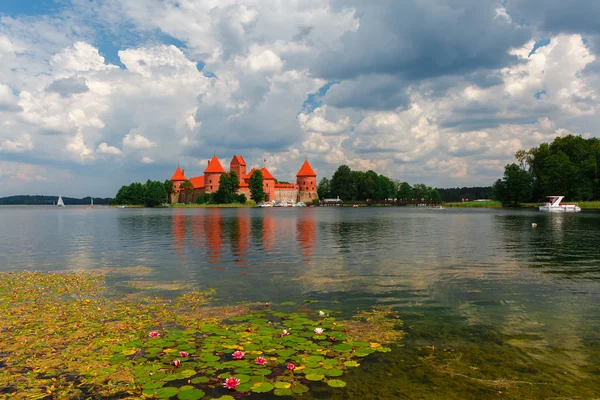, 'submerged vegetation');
0,271,401,399
2,271,599,399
